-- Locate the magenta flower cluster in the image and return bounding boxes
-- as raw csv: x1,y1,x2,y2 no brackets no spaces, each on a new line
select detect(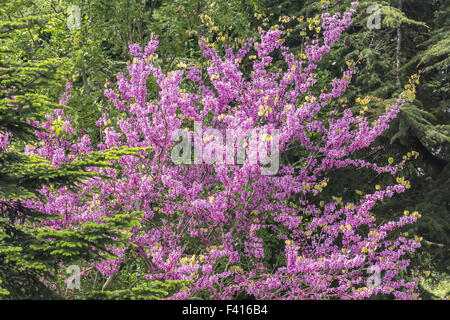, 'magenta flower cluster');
7,2,422,299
